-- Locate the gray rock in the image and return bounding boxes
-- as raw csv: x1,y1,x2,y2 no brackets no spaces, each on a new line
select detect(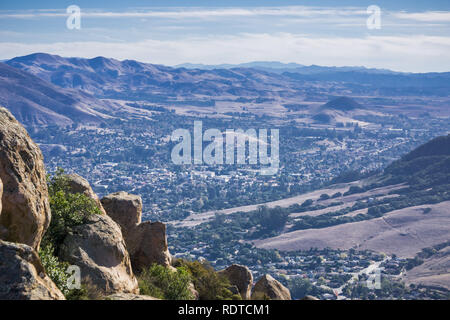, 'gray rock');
101,191,142,239
251,274,291,300
58,214,139,295
101,192,172,272
0,240,65,300
127,221,172,272
64,173,106,214
219,264,253,300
